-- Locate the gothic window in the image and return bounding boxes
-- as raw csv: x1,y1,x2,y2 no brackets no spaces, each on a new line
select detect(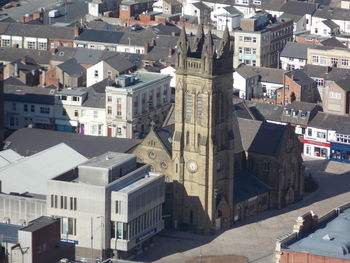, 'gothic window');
186,131,190,145
197,133,201,148
185,93,193,120
216,92,223,123
196,94,202,120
